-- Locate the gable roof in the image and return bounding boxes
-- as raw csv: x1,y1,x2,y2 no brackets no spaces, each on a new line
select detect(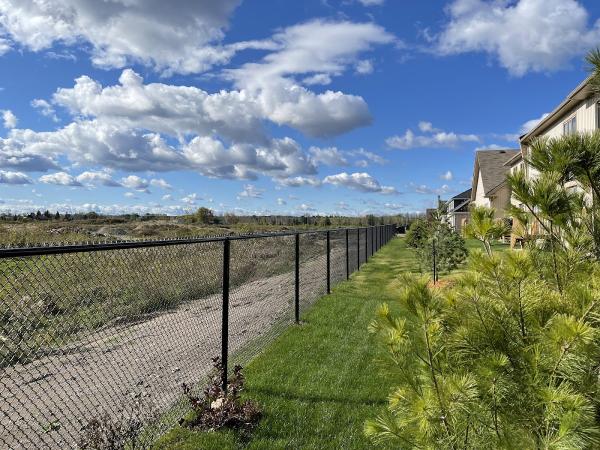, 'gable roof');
451,188,471,200
520,75,593,144
472,149,519,199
